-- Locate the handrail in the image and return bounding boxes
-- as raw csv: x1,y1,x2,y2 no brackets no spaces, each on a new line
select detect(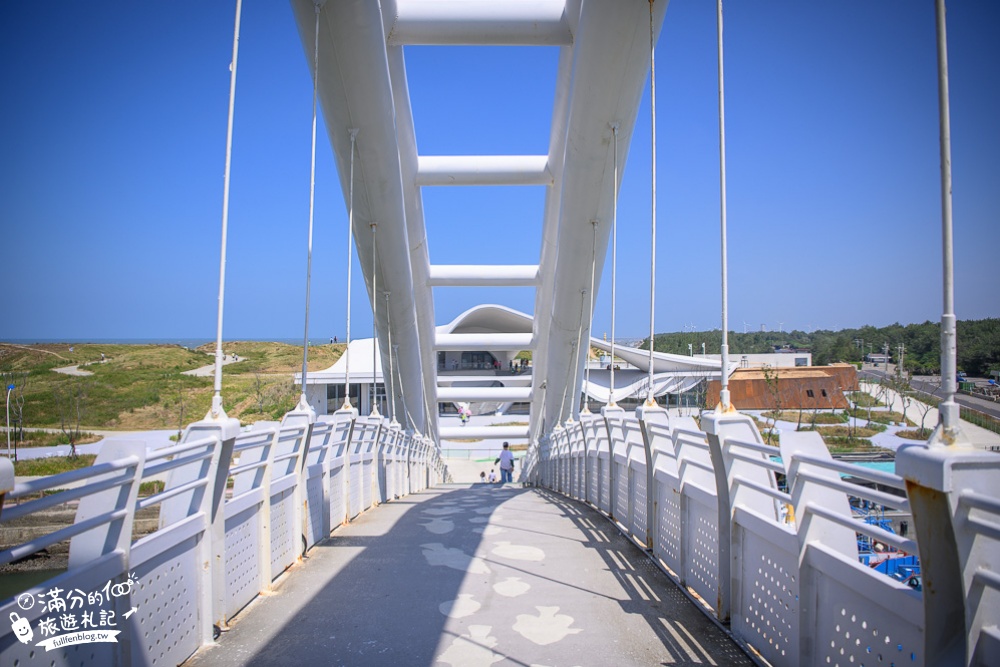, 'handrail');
804,502,918,554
